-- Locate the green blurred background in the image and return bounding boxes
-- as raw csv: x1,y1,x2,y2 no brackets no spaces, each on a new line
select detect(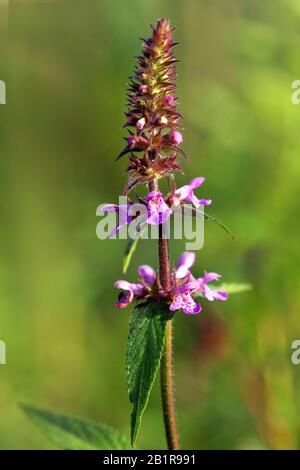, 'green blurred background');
0,0,300,450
